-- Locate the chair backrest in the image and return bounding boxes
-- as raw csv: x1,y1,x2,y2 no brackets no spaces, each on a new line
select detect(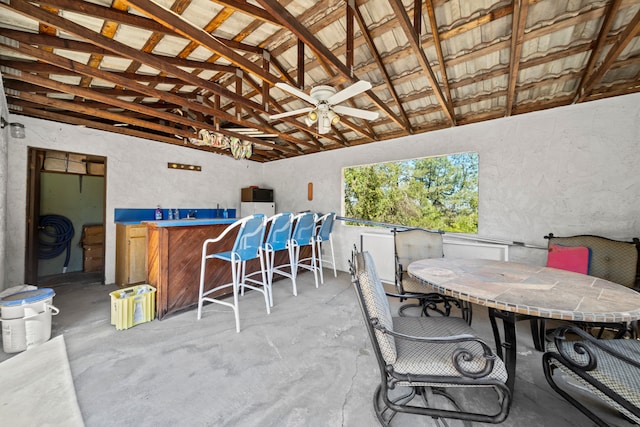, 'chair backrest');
545,234,639,287
291,212,317,246
232,214,266,260
353,251,397,364
394,228,444,273
264,212,293,251
316,212,336,241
